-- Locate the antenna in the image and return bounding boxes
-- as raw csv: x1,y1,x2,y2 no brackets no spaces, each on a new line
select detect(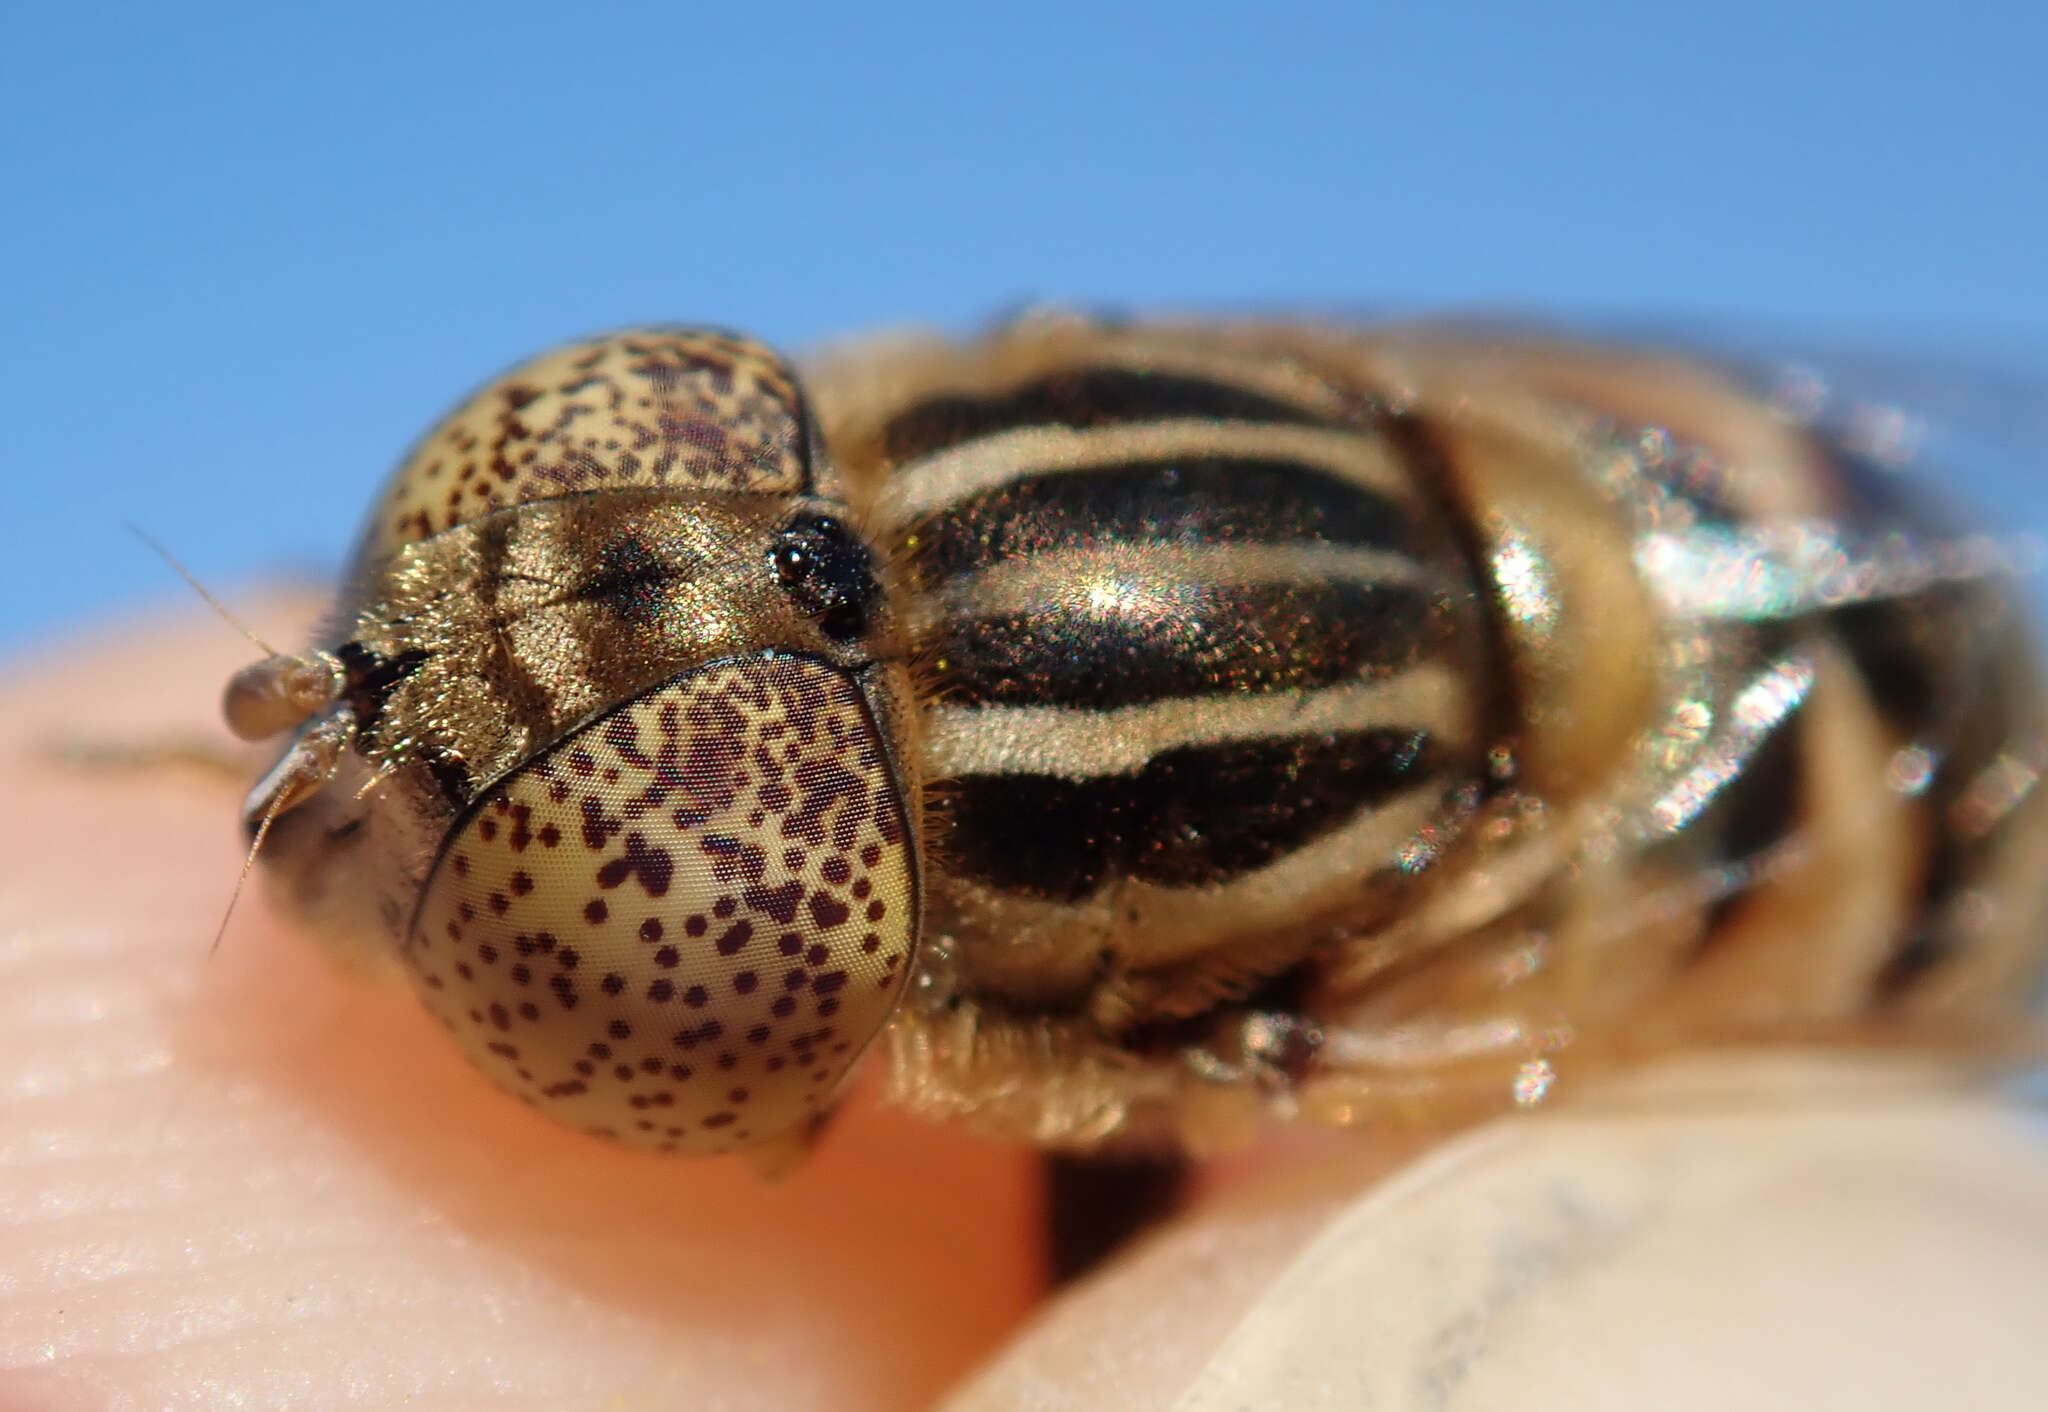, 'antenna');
127,523,279,656
127,525,307,955
213,804,281,957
